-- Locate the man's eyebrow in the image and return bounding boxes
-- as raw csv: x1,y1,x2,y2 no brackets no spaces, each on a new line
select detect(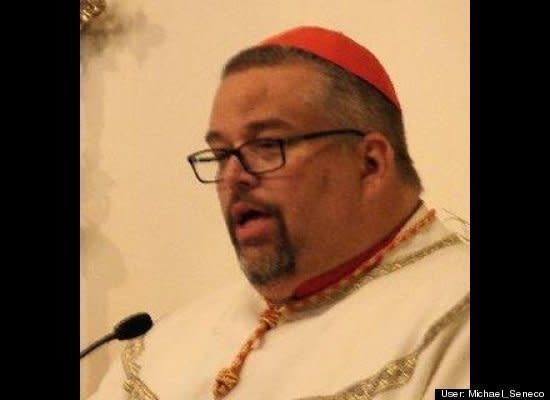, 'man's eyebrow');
205,131,223,145
246,118,292,134
205,119,292,145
